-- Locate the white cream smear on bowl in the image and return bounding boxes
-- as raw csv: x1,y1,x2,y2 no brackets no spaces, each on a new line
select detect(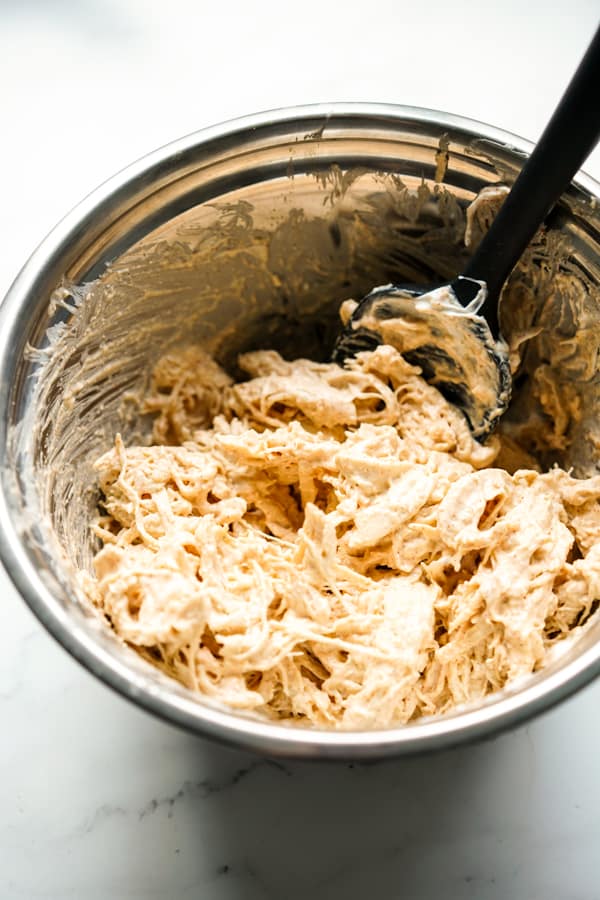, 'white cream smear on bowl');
85,335,600,729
